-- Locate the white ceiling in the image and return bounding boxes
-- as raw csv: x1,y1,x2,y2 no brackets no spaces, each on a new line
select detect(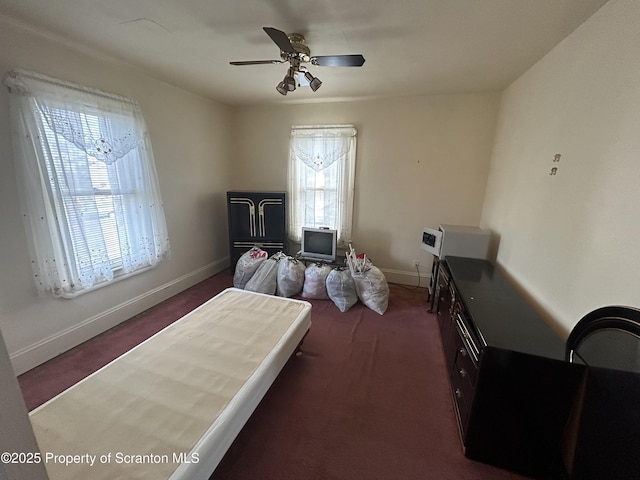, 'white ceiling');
0,0,609,106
